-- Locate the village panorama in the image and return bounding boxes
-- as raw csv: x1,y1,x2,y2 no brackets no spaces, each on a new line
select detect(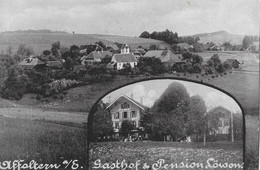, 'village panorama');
0,29,258,169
